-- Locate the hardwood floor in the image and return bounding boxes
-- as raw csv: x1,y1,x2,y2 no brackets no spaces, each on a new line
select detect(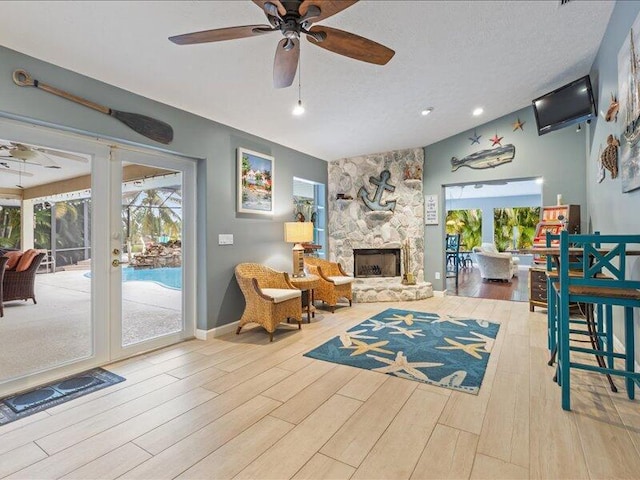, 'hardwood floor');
2,296,639,479
446,266,529,302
